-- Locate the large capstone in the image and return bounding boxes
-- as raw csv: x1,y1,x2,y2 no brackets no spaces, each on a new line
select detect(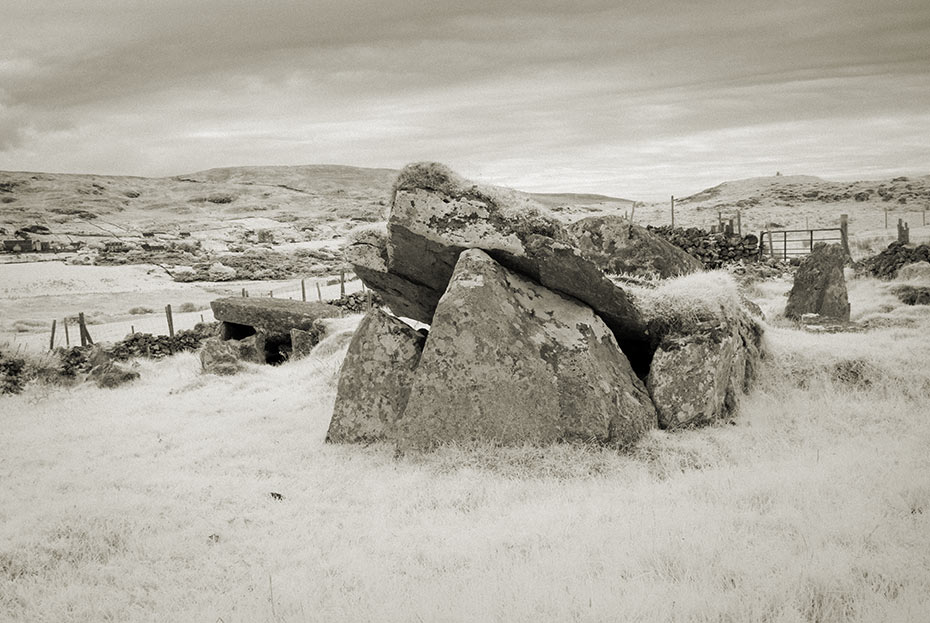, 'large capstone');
210,297,341,363
327,308,426,443
395,249,657,452
785,243,850,321
350,163,649,351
